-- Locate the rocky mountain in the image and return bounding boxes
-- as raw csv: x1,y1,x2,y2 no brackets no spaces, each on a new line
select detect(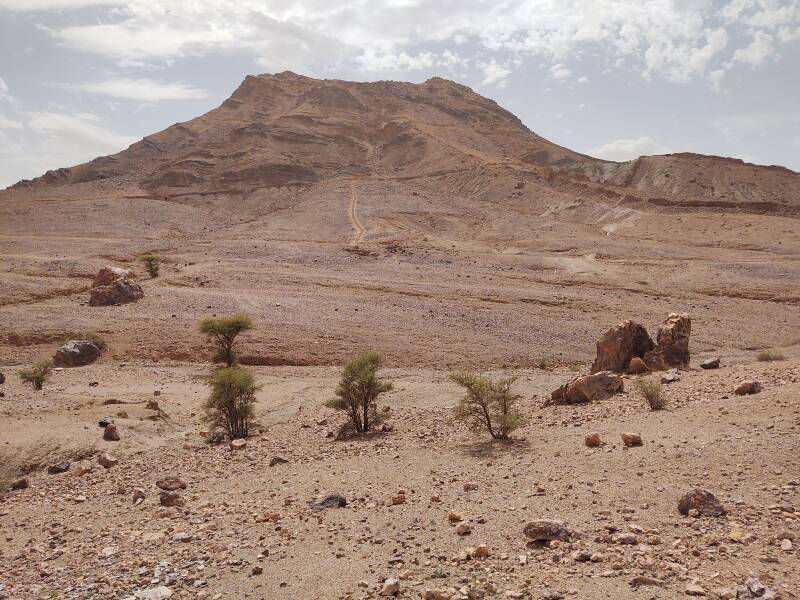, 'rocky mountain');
7,72,798,214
